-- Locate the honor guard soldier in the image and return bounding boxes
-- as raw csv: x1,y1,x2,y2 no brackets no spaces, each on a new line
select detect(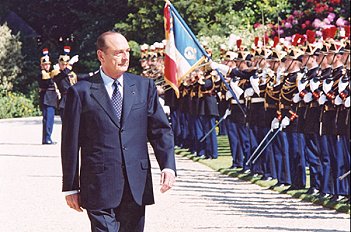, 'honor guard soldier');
317,26,340,198
198,68,220,159
335,30,350,202
210,39,253,170
38,48,59,145
300,30,324,195
324,33,348,201
213,49,243,168
51,46,79,120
